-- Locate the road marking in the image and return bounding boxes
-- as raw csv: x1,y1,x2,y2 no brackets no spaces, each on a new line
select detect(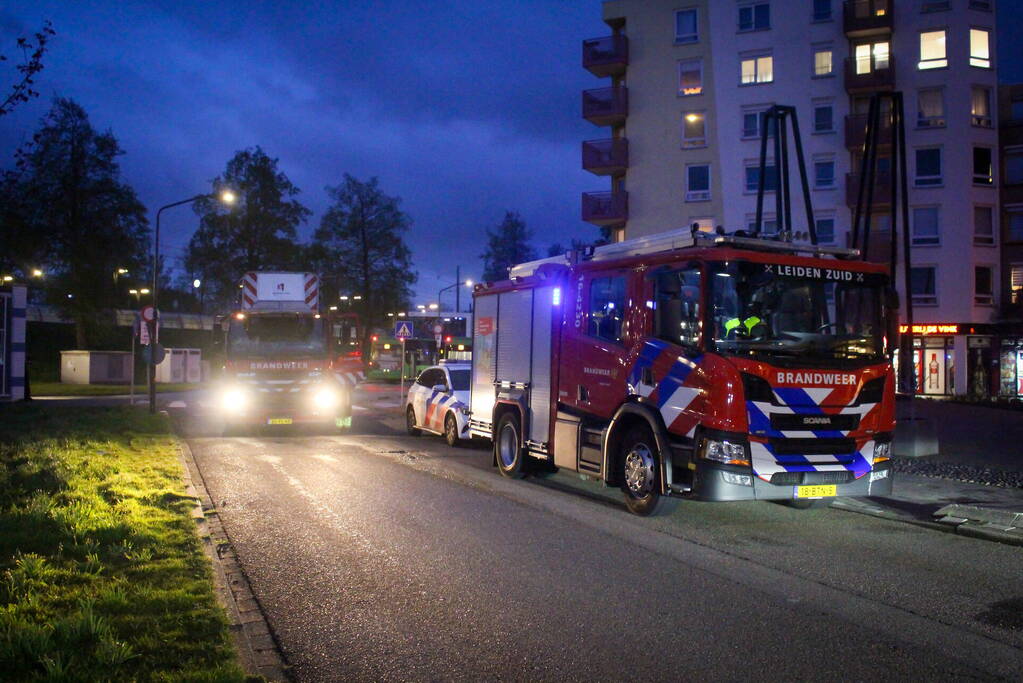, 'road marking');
168,400,187,408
